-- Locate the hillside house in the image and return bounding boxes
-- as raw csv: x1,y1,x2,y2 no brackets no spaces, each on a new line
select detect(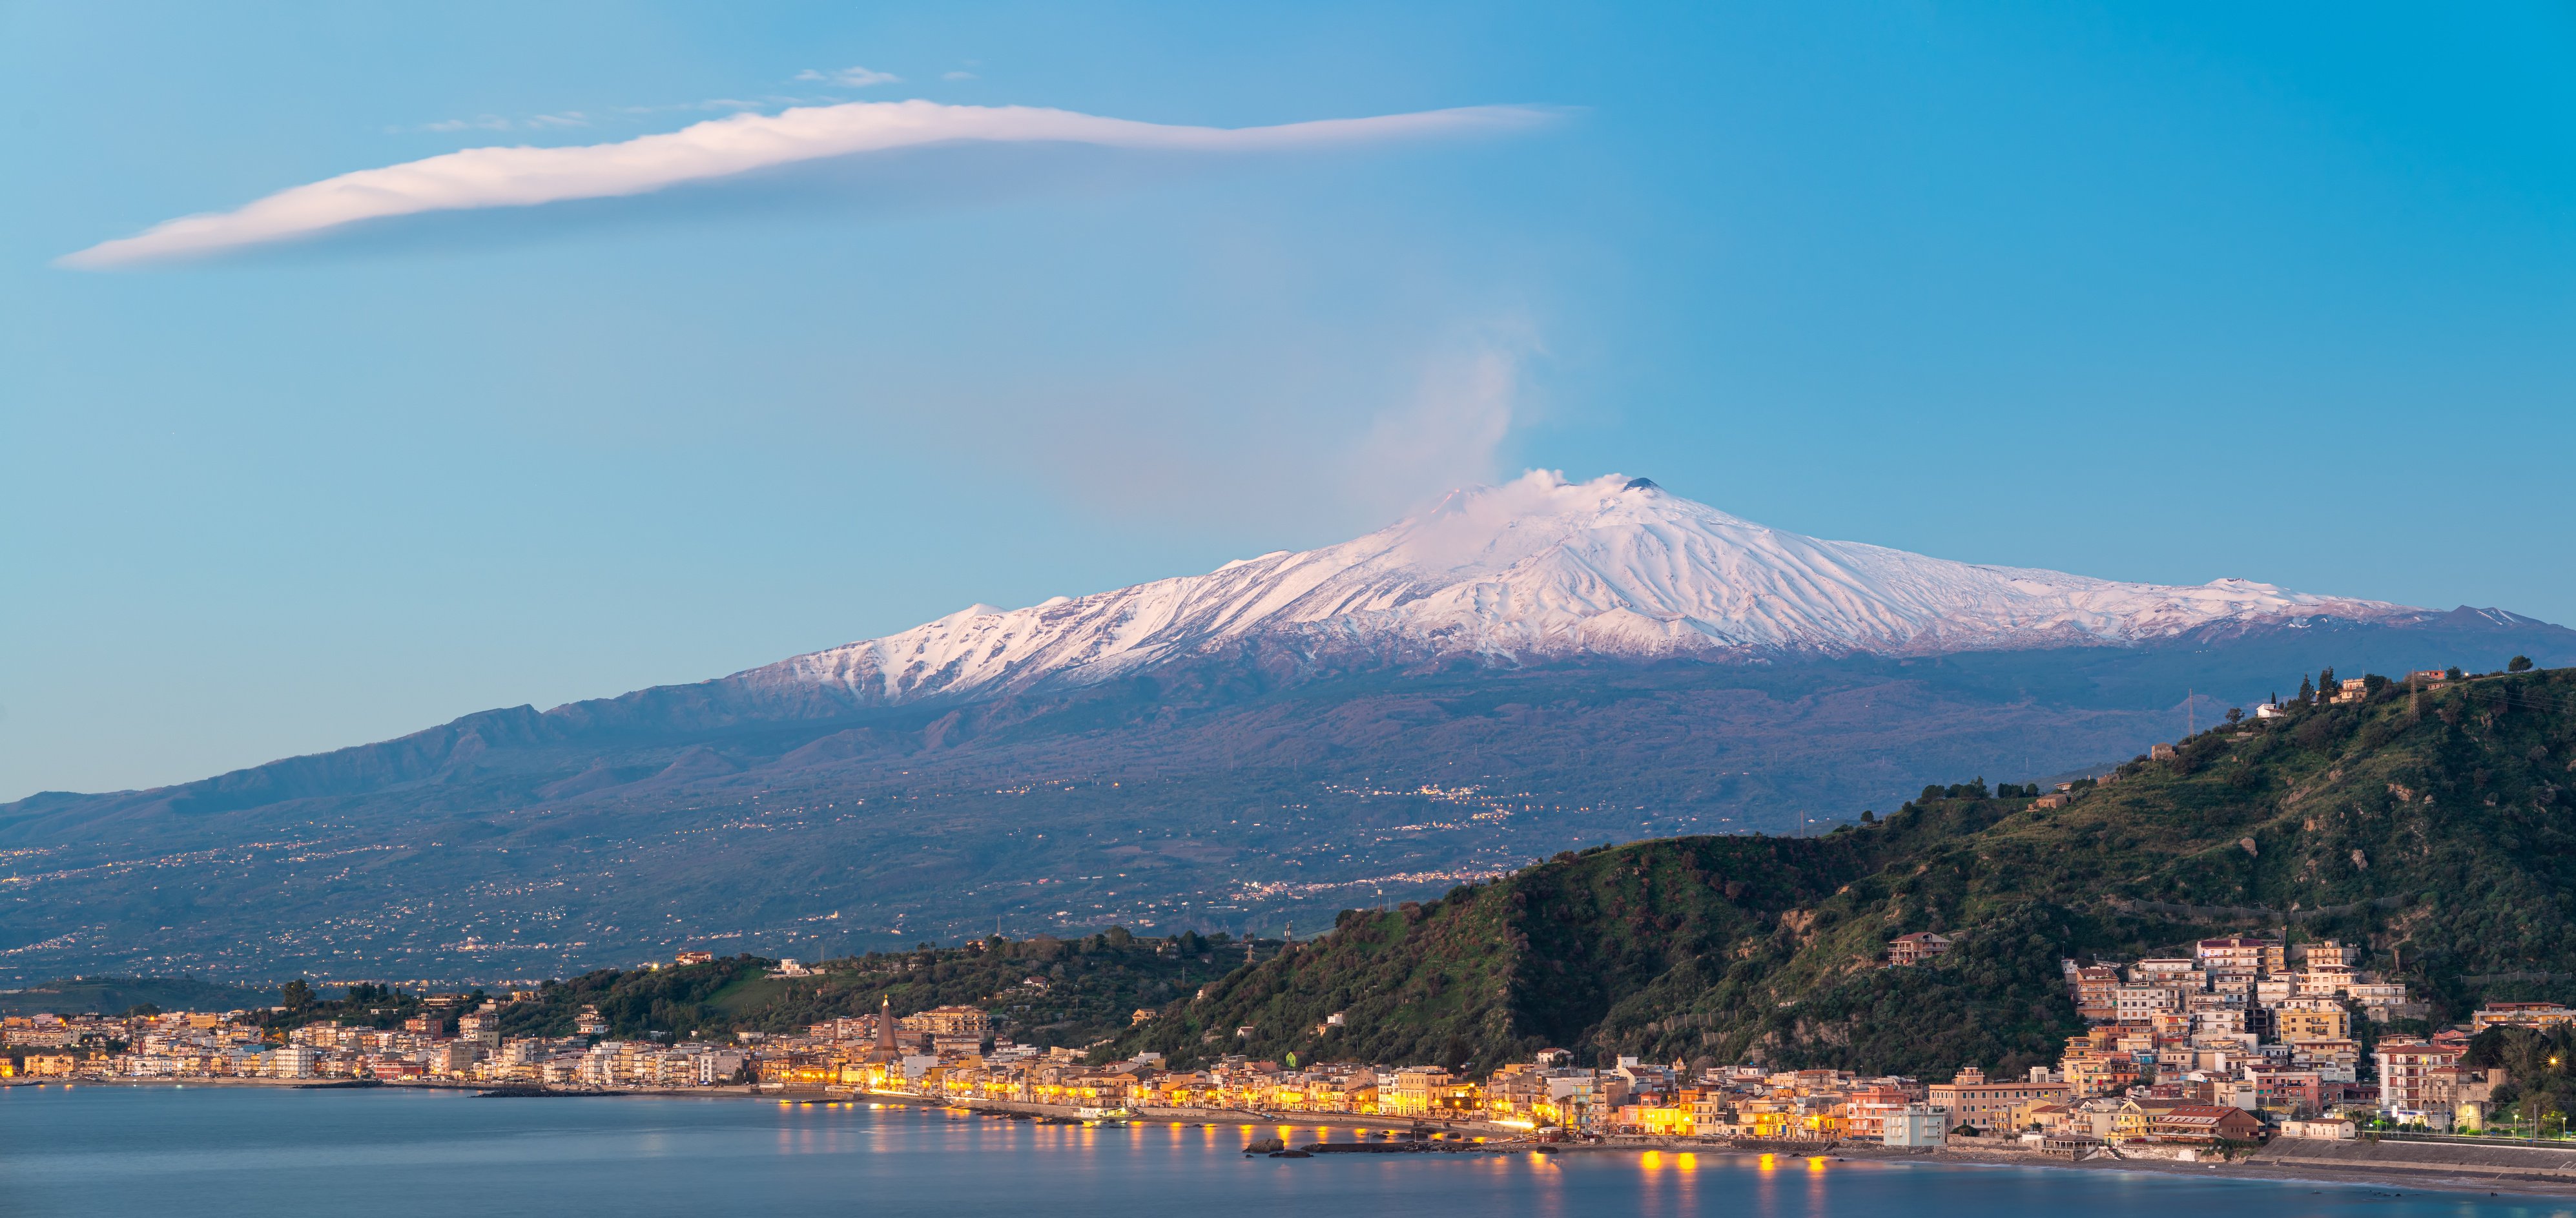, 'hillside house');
1888,932,1953,966
2471,1003,2576,1032
2067,966,2121,1022
2296,940,2358,968
2196,936,2285,976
